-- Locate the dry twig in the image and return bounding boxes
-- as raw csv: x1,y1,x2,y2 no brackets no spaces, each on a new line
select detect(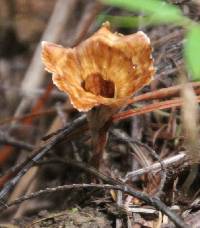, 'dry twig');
0,131,33,151
0,115,87,198
1,183,187,228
